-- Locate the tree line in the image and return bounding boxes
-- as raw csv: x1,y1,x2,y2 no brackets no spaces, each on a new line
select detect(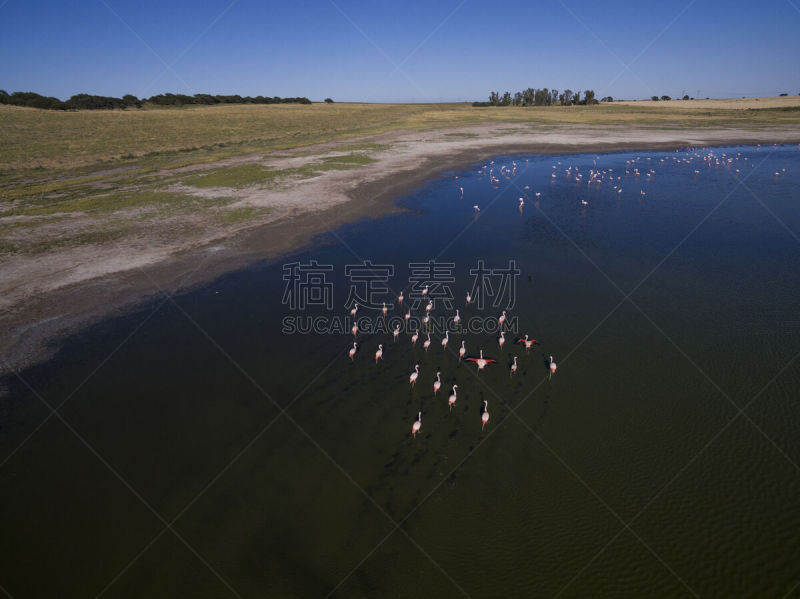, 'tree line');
0,90,313,110
473,88,604,107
